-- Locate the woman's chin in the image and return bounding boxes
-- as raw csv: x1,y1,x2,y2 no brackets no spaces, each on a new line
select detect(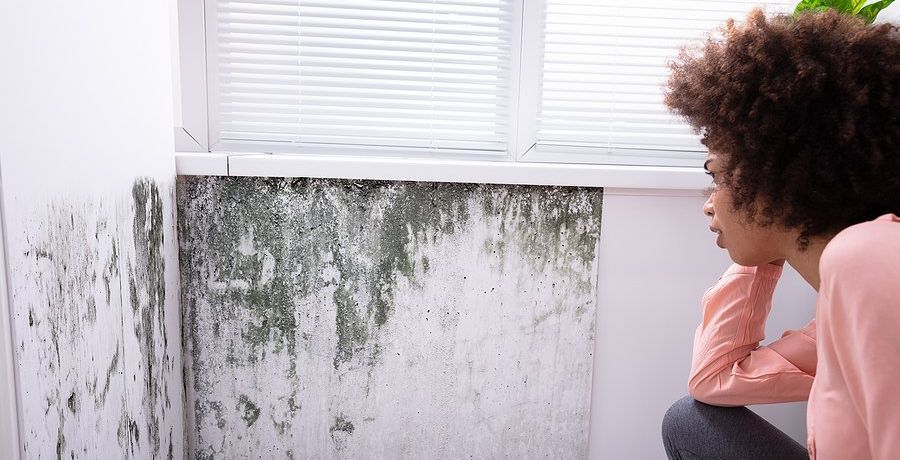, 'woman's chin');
727,250,768,267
